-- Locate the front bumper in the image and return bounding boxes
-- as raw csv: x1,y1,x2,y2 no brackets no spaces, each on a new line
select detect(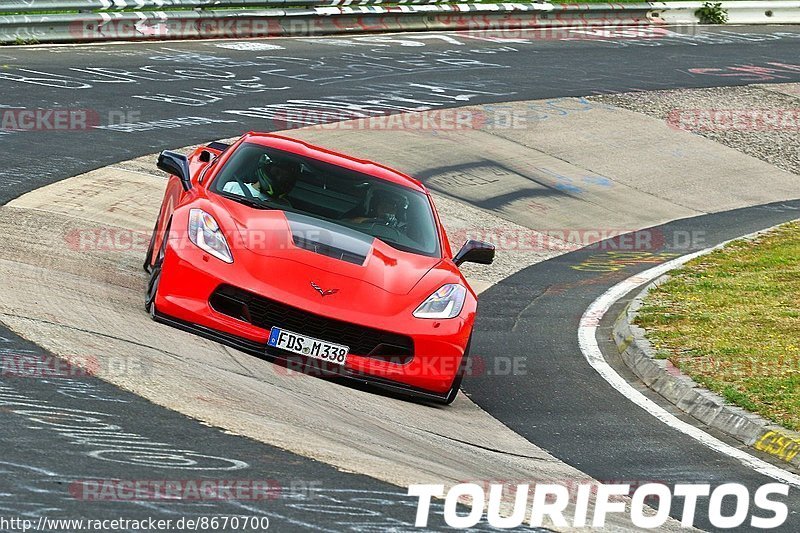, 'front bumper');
154,234,473,398
152,311,458,403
